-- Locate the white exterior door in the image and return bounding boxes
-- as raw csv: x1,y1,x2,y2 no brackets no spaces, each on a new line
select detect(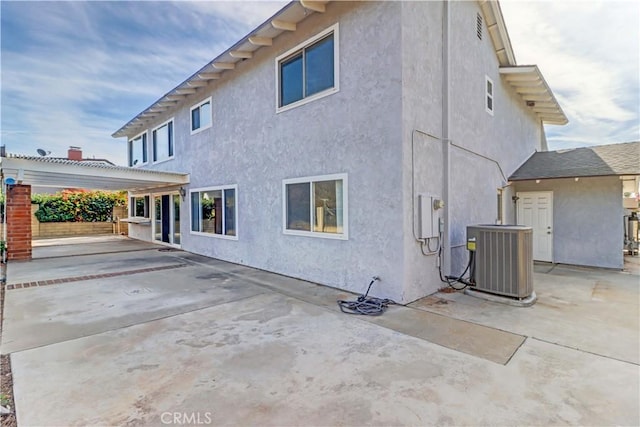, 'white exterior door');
517,191,553,262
